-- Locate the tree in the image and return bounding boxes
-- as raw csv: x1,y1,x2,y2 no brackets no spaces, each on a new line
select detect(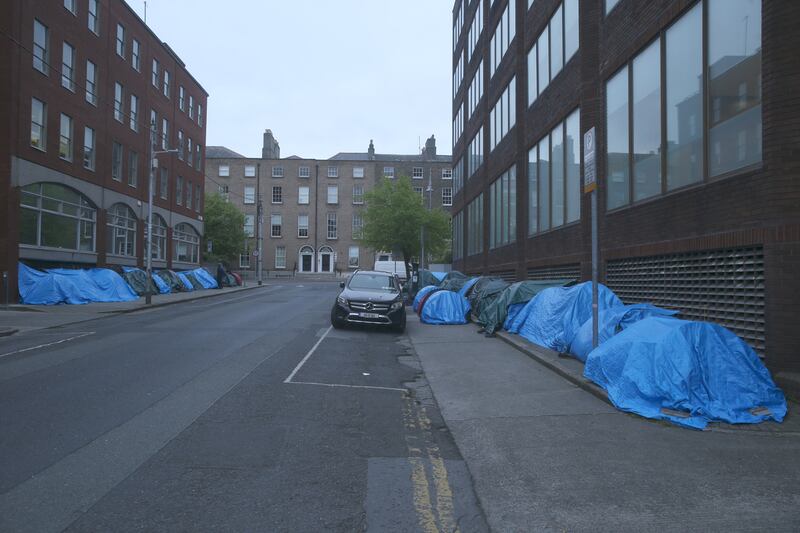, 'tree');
202,193,246,266
361,176,451,279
